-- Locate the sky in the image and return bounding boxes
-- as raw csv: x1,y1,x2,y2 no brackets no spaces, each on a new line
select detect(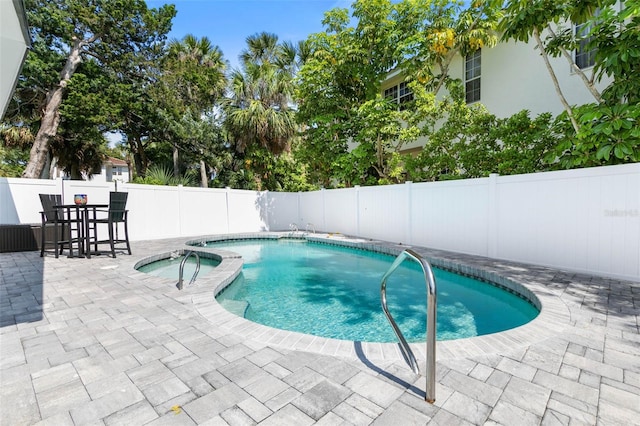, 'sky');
146,0,351,69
